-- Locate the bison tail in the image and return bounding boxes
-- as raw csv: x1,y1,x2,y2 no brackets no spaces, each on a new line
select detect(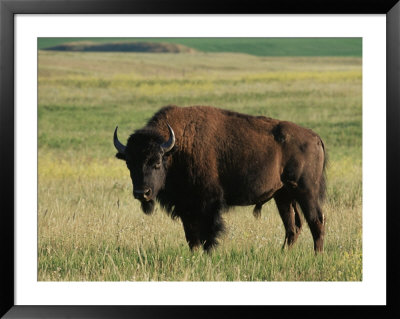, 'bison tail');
318,138,328,203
